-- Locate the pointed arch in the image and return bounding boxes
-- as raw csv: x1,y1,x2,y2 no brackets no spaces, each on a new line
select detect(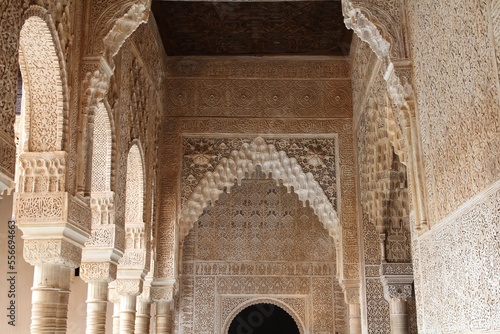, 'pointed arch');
77,1,152,195
342,0,411,109
180,137,339,243
18,14,65,153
